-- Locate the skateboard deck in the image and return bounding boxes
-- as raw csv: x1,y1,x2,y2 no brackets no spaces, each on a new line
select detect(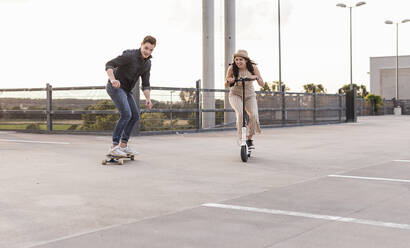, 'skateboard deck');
102,154,135,165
